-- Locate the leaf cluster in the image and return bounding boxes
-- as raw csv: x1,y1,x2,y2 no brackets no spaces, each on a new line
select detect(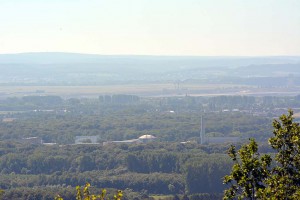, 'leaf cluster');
55,183,122,200
224,110,300,200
